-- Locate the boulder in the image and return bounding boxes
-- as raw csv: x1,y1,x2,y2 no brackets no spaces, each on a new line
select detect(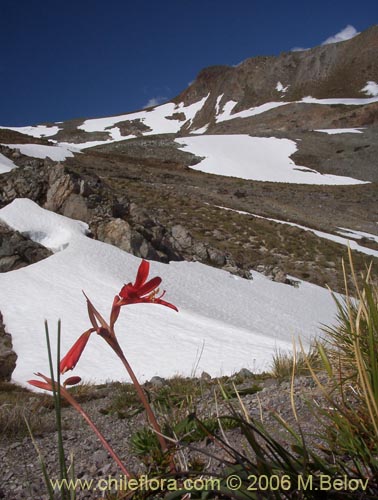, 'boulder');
0,312,17,381
95,218,133,253
0,221,52,272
